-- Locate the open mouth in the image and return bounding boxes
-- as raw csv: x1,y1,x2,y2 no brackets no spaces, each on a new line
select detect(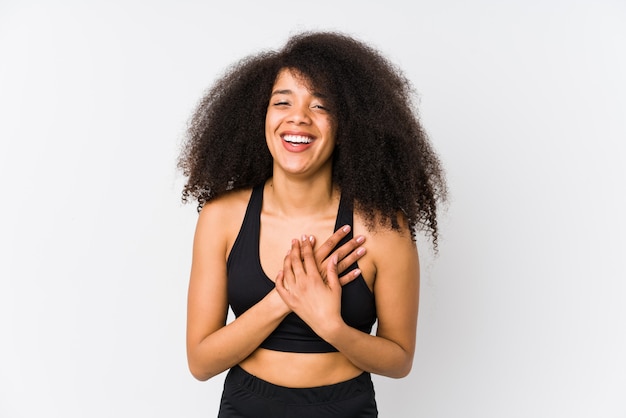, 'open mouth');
282,134,313,145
